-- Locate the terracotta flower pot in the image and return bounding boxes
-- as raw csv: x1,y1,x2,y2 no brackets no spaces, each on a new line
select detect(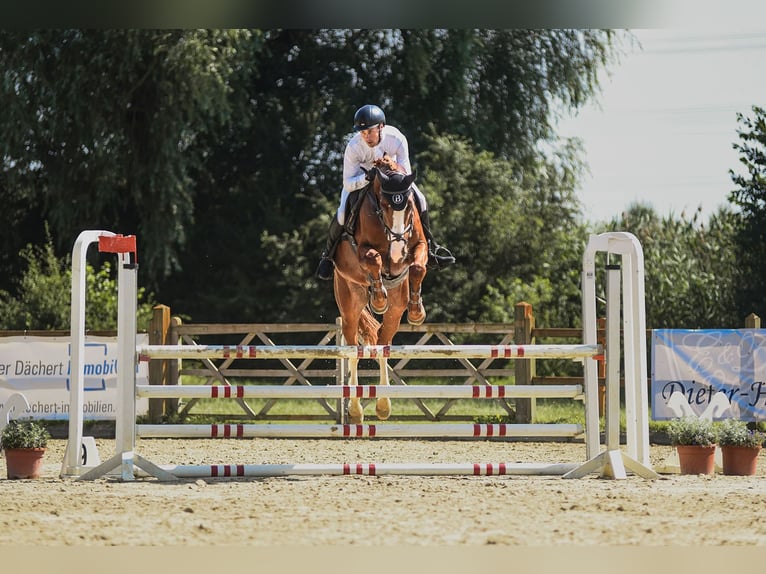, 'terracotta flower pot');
721,445,761,476
676,445,716,475
4,447,46,479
